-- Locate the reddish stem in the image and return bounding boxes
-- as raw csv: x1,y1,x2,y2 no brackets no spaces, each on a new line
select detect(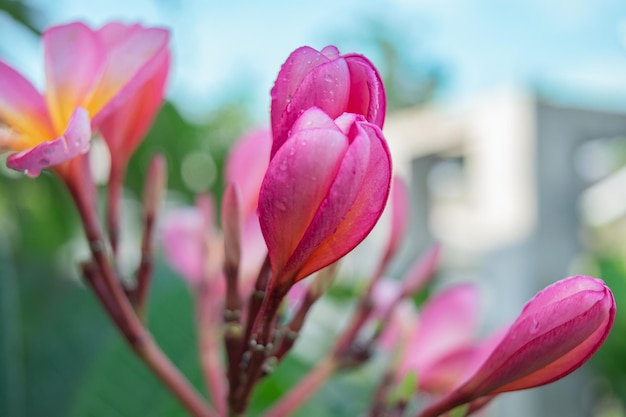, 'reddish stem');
197,283,228,417
231,279,287,415
133,155,167,319
273,289,317,362
106,161,125,257
66,157,216,417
